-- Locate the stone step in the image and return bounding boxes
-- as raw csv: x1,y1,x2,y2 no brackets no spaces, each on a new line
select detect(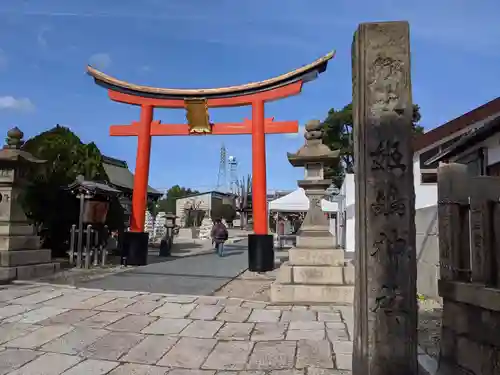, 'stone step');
270,283,354,304
0,235,40,251
0,223,35,236
0,249,52,267
275,250,289,260
289,248,345,266
0,262,60,283
276,262,354,285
